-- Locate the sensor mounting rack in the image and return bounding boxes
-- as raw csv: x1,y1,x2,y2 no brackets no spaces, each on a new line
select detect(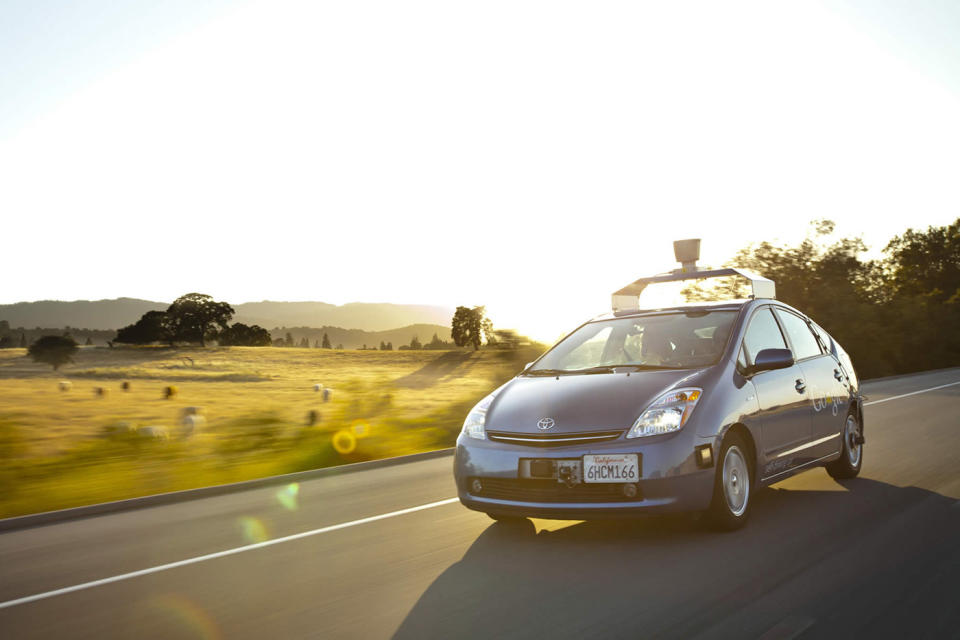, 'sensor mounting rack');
611,267,776,314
